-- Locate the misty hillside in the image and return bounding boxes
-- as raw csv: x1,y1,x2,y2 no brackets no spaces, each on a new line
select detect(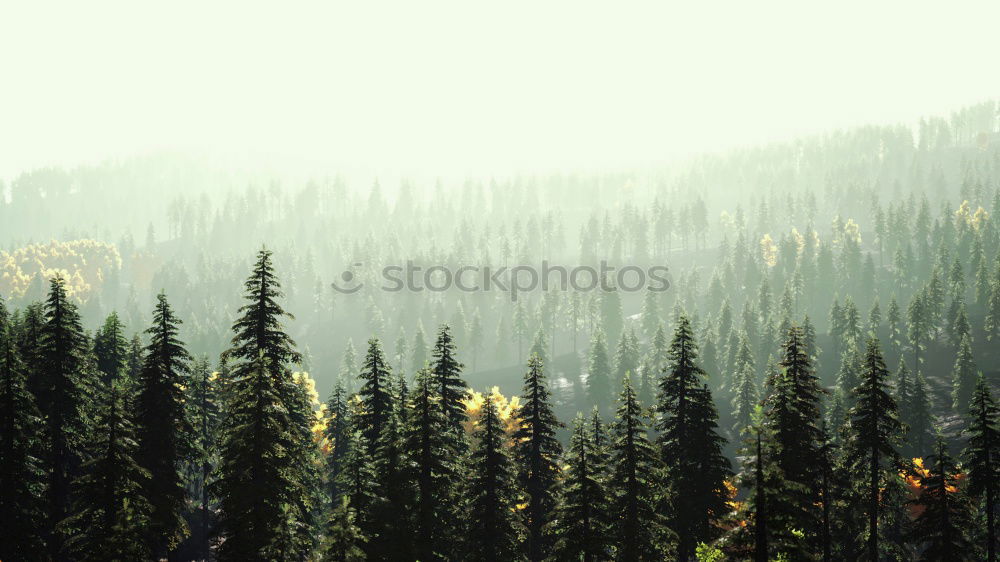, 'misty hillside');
3,98,1000,561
